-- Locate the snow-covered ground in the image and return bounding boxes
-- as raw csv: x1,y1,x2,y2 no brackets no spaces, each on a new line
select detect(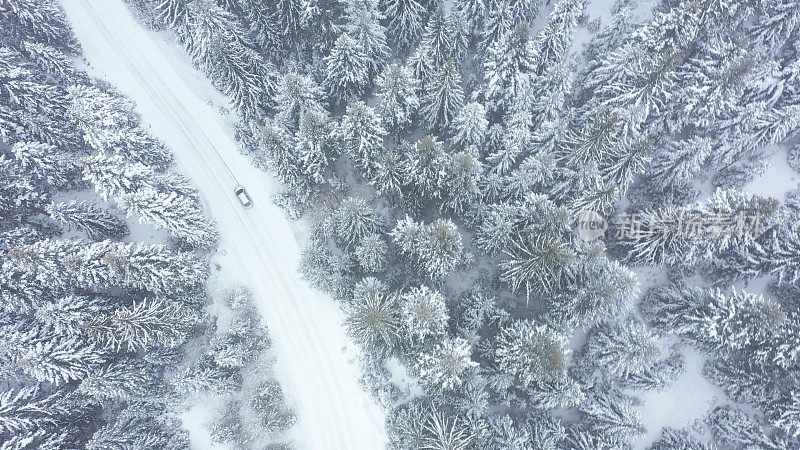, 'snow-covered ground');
633,347,723,449
60,0,386,448
744,145,800,200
